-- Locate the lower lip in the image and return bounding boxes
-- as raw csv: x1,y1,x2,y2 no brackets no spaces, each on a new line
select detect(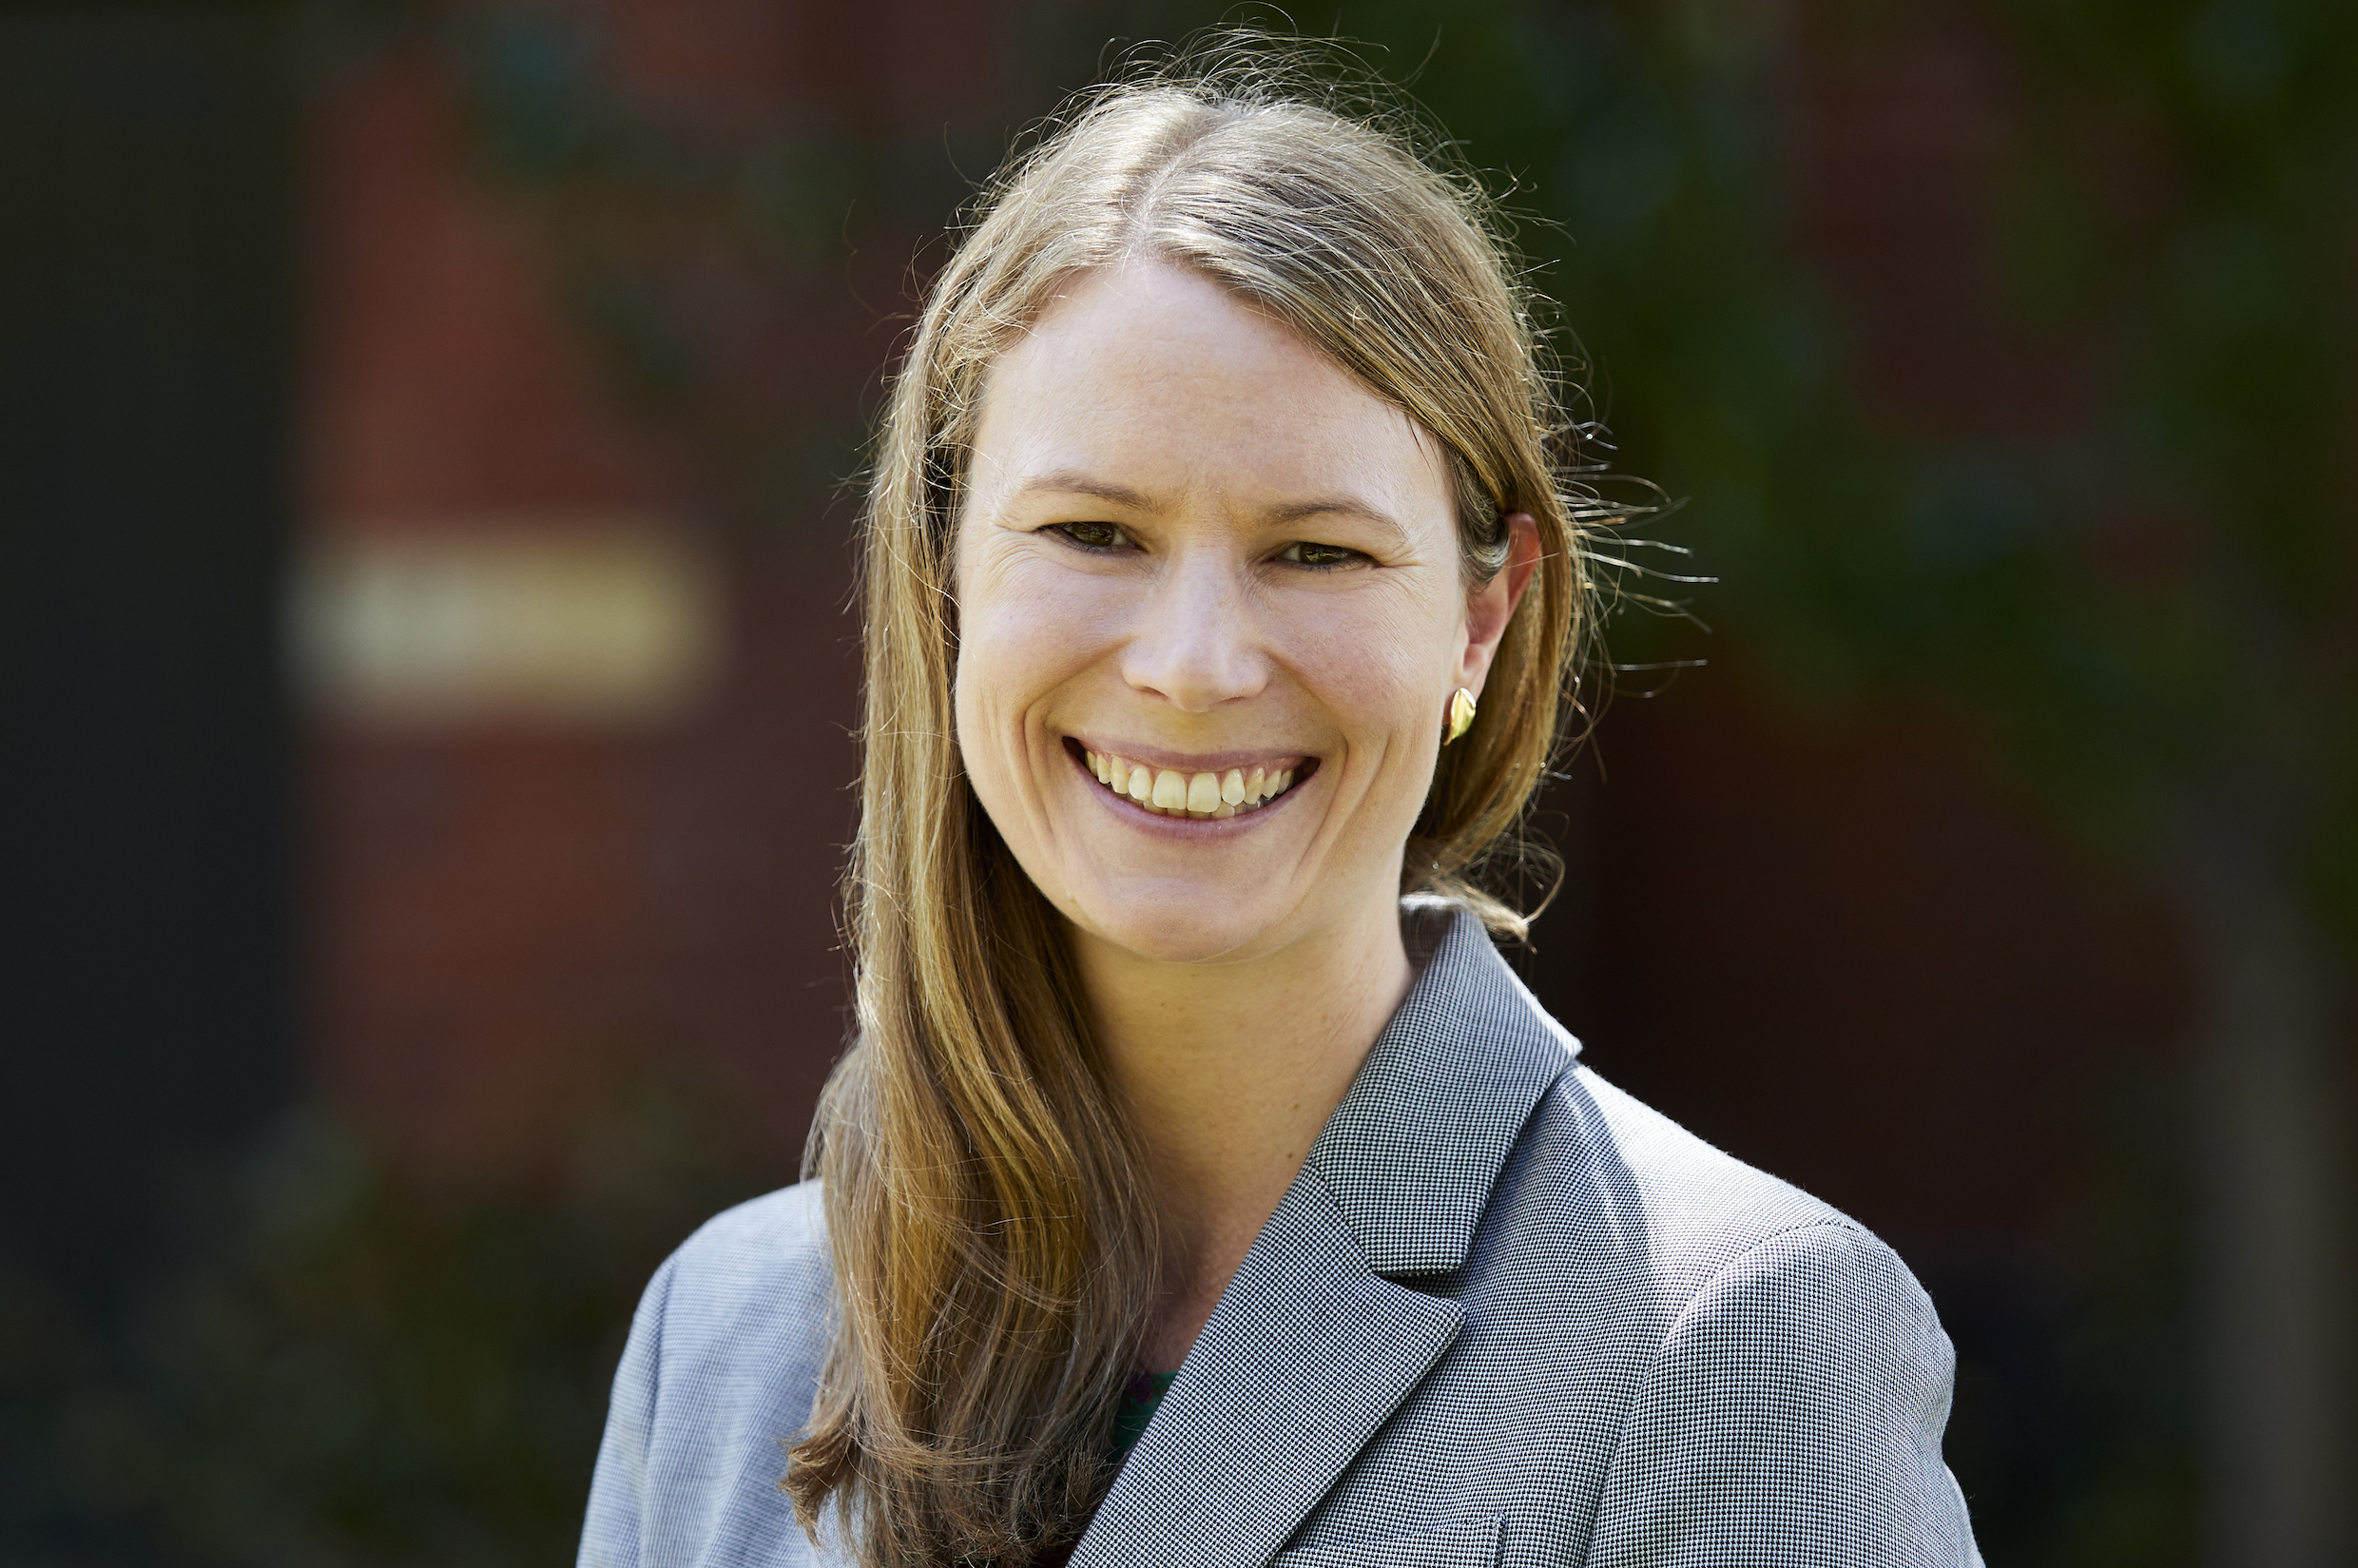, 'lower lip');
1073,753,1306,836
